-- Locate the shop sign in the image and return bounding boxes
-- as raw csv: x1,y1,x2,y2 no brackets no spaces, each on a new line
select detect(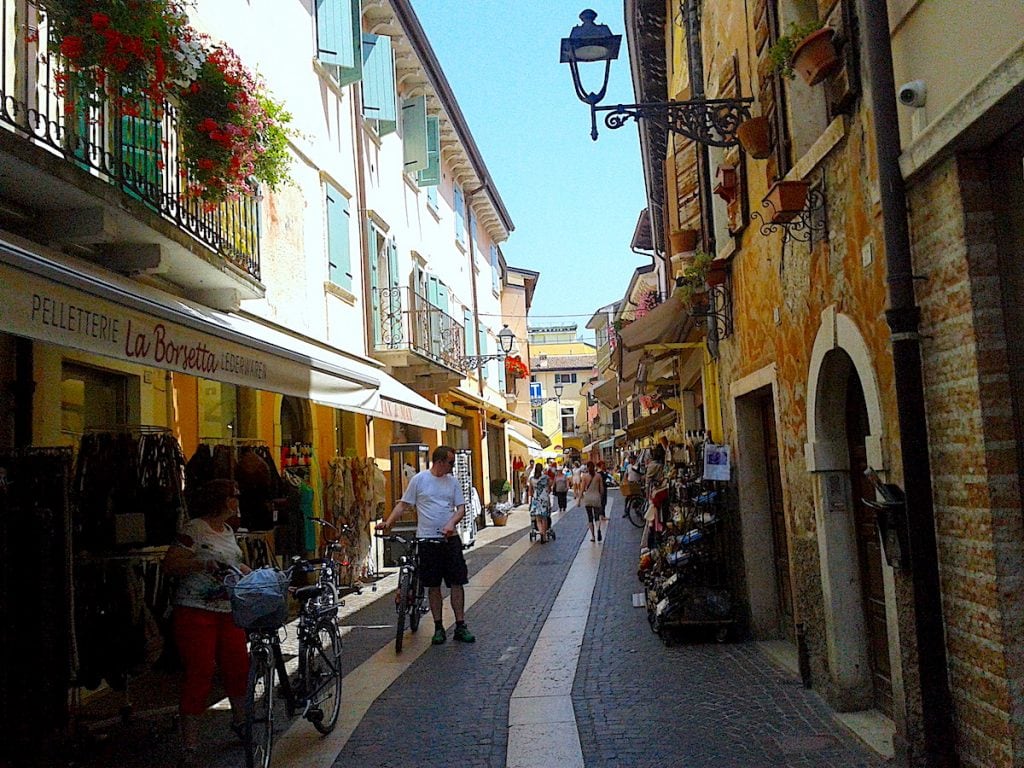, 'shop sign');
0,261,373,409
